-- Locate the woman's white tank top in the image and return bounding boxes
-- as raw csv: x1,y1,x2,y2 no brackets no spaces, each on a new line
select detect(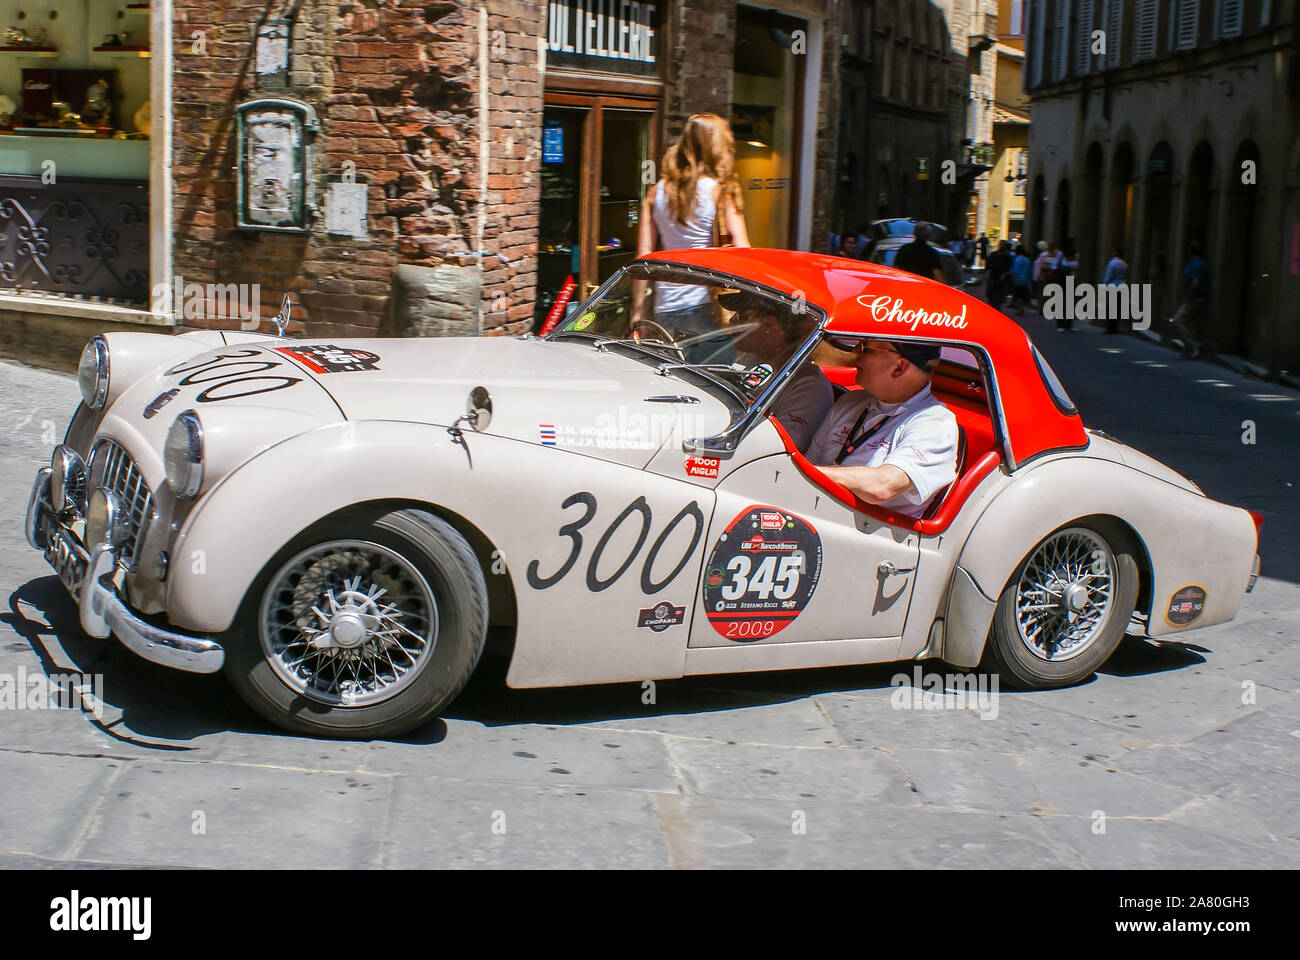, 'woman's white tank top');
652,176,718,312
